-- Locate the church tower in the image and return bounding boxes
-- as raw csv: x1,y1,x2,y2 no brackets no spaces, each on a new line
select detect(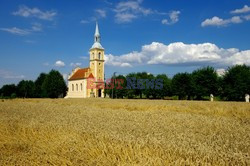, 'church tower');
89,22,105,97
